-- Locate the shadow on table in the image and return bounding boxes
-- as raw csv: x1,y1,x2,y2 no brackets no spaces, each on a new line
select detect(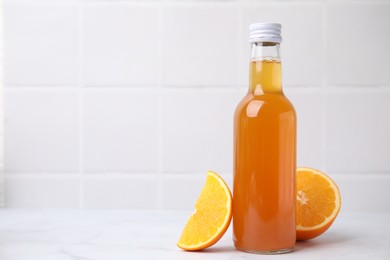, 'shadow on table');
185,232,357,254
294,232,356,253
200,246,236,253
